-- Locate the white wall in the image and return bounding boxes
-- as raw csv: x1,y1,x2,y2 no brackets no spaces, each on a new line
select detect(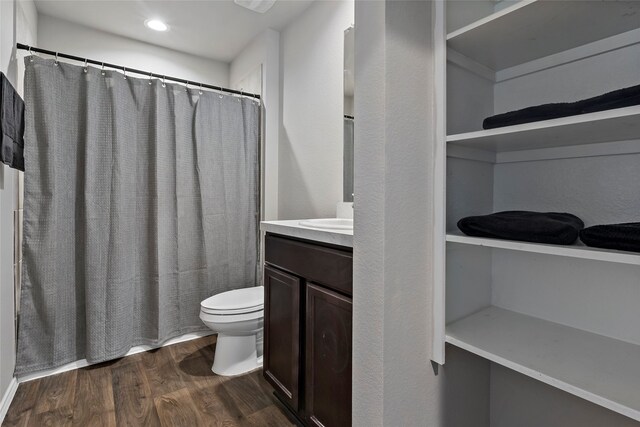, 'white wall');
0,1,16,417
230,29,280,221
353,1,447,425
278,0,354,220
37,14,229,87
0,0,37,420
352,2,385,420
